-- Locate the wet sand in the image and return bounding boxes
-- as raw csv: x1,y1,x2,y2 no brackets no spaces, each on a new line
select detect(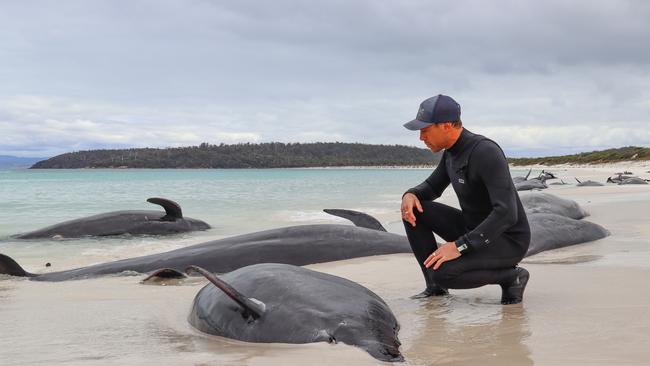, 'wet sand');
1,164,650,365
